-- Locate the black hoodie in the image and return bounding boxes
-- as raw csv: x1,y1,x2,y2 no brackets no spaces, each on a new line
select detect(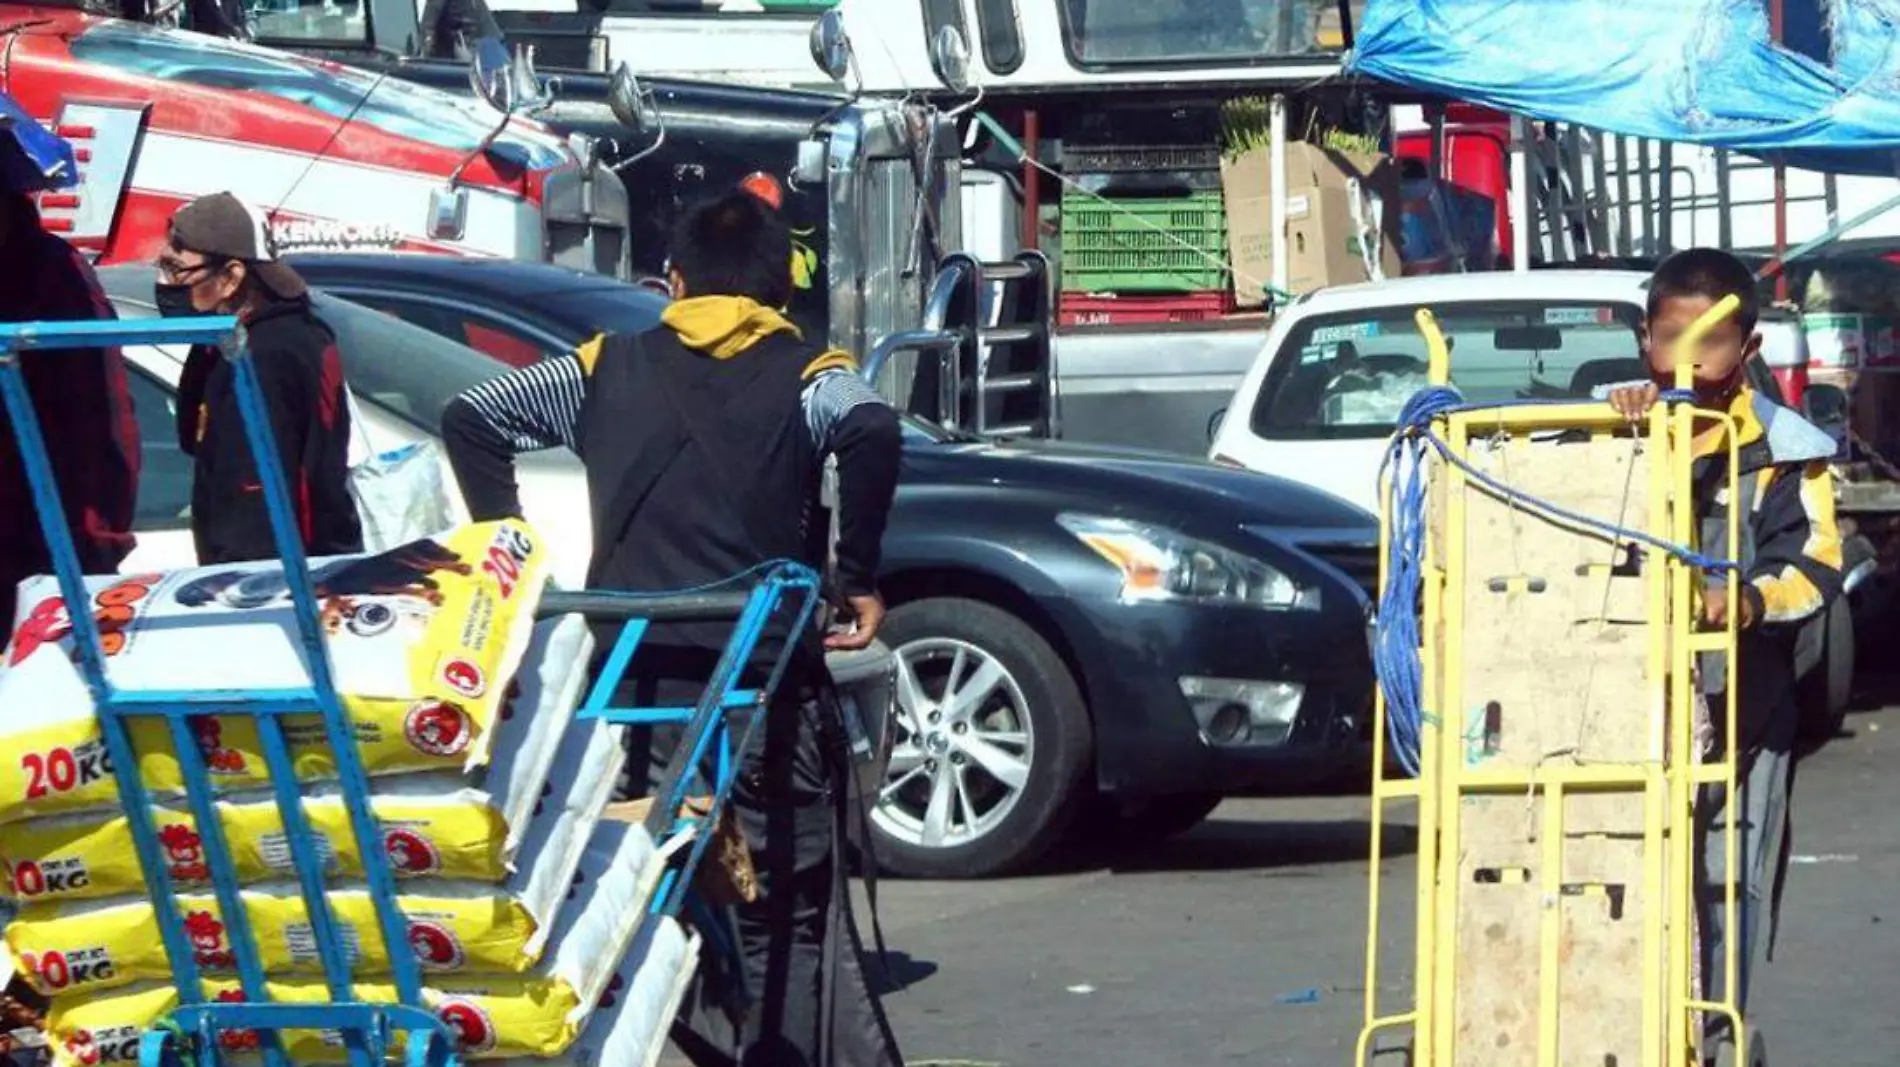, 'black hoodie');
175,298,362,565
